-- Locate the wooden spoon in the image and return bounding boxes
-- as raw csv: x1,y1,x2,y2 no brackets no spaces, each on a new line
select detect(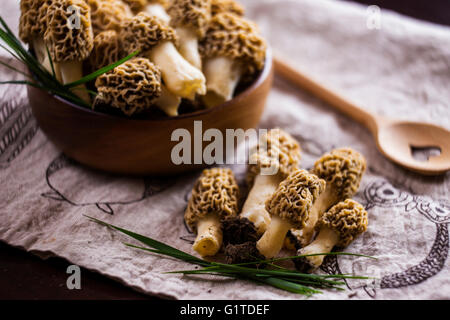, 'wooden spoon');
274,57,450,175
